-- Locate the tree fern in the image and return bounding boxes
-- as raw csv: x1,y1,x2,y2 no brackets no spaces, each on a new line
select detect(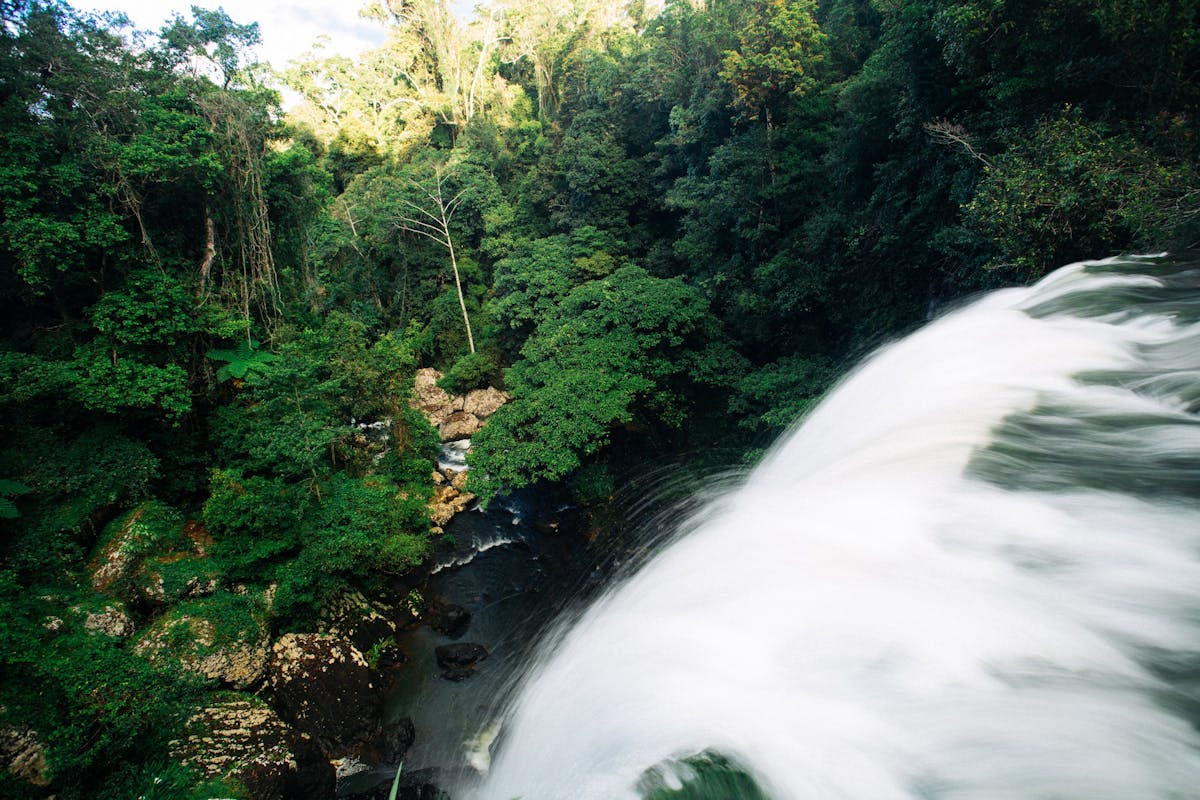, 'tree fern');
0,478,32,519
206,339,279,384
